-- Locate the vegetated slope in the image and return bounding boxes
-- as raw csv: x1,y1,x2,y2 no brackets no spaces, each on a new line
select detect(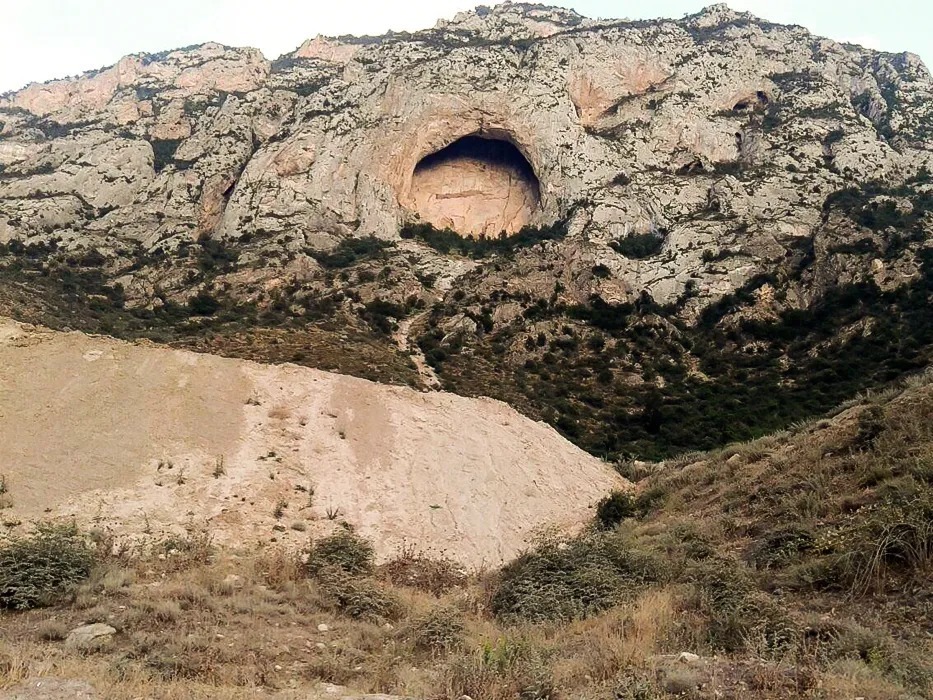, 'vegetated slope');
0,368,929,699
1,3,932,463
0,317,624,567
420,193,933,460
